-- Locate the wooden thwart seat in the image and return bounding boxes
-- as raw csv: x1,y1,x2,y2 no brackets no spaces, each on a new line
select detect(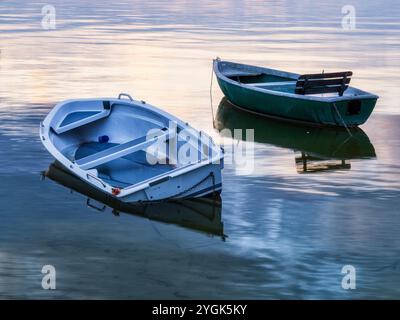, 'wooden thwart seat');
295,71,352,96
76,128,174,170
